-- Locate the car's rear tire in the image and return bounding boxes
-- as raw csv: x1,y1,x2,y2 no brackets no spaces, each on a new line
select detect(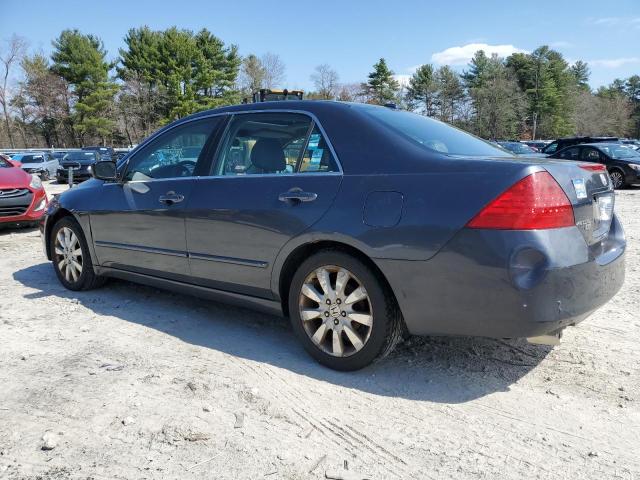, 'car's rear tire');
50,217,106,291
288,250,403,371
41,170,50,181
609,168,625,189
